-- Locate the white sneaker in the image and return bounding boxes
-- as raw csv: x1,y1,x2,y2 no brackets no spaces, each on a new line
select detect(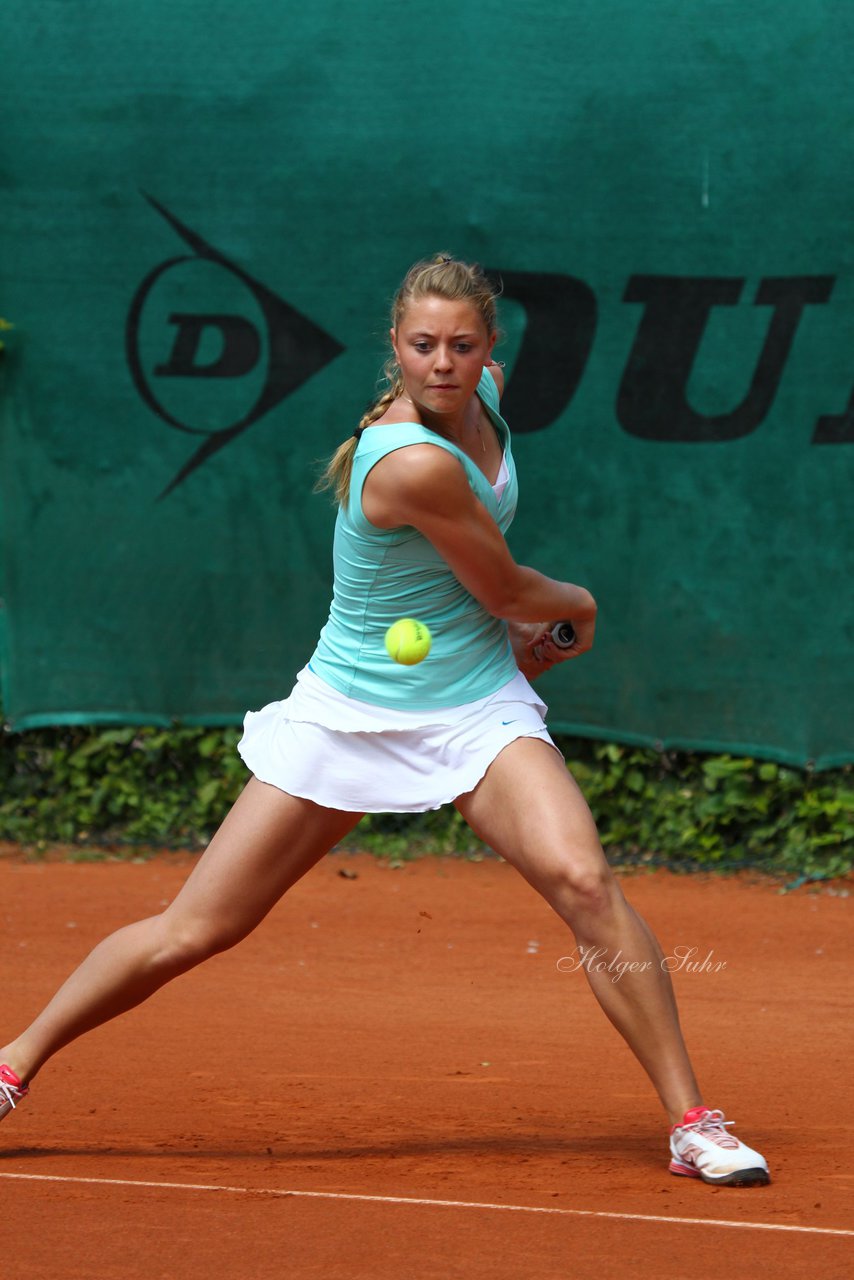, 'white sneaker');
669,1106,770,1186
0,1064,28,1121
